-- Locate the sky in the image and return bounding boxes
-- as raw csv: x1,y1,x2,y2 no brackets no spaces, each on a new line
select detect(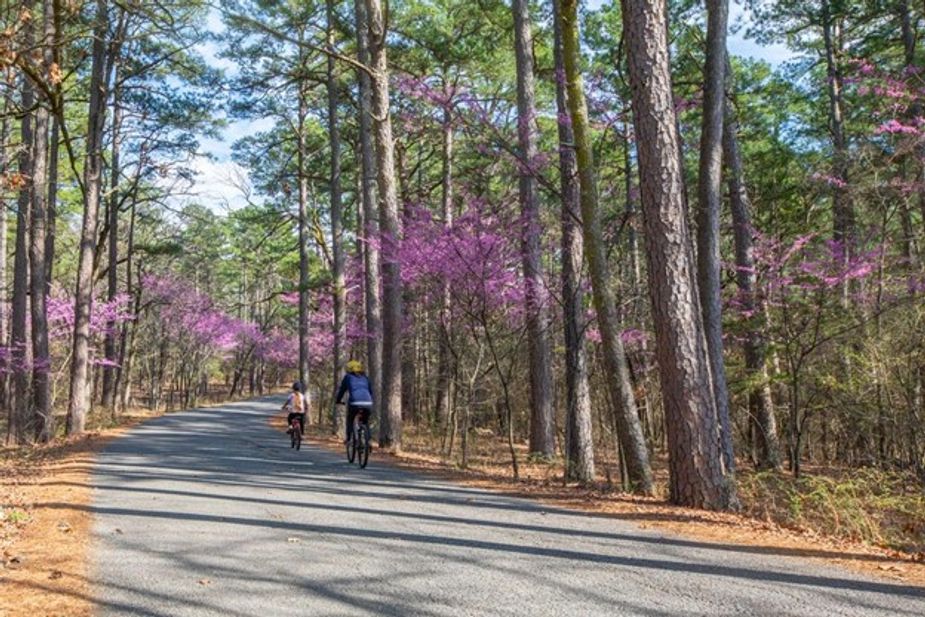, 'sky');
185,0,793,211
